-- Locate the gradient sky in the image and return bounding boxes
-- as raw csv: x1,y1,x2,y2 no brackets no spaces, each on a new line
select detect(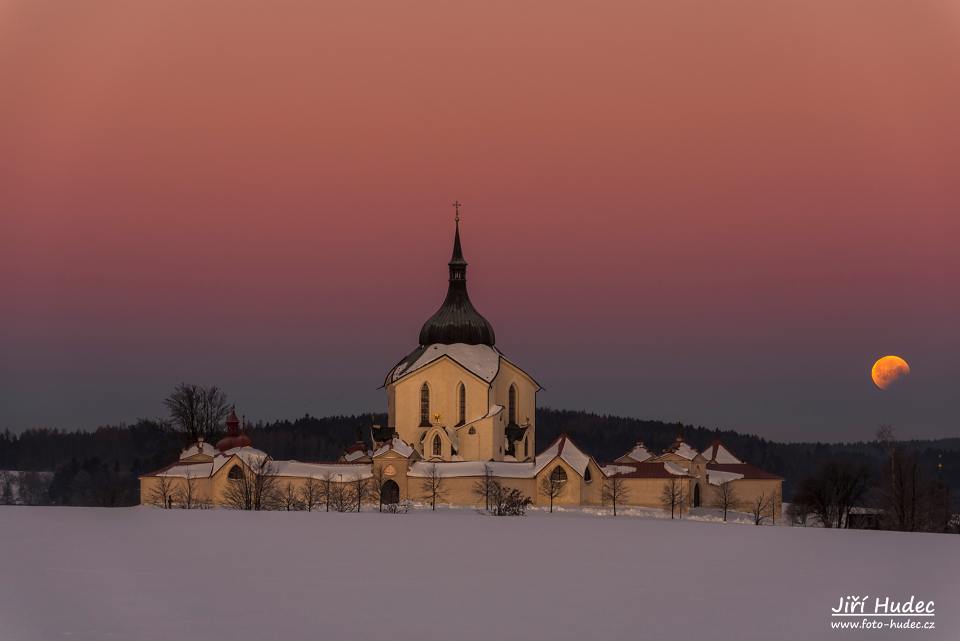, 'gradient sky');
1,1,958,441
